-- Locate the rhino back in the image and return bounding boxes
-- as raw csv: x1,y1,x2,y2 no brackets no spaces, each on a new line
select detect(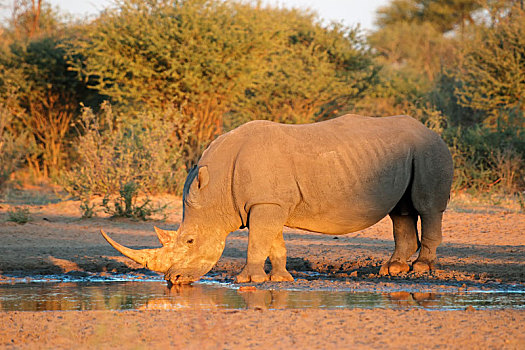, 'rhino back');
200,115,447,234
